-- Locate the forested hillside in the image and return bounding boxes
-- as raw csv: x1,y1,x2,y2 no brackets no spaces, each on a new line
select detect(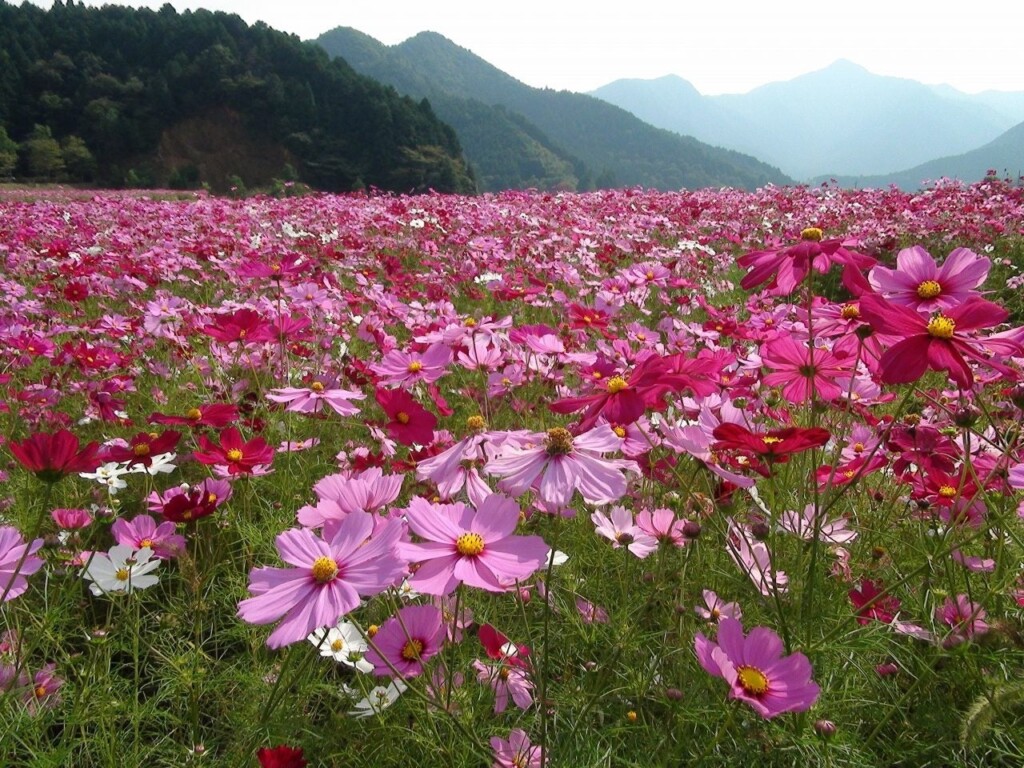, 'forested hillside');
0,0,474,193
